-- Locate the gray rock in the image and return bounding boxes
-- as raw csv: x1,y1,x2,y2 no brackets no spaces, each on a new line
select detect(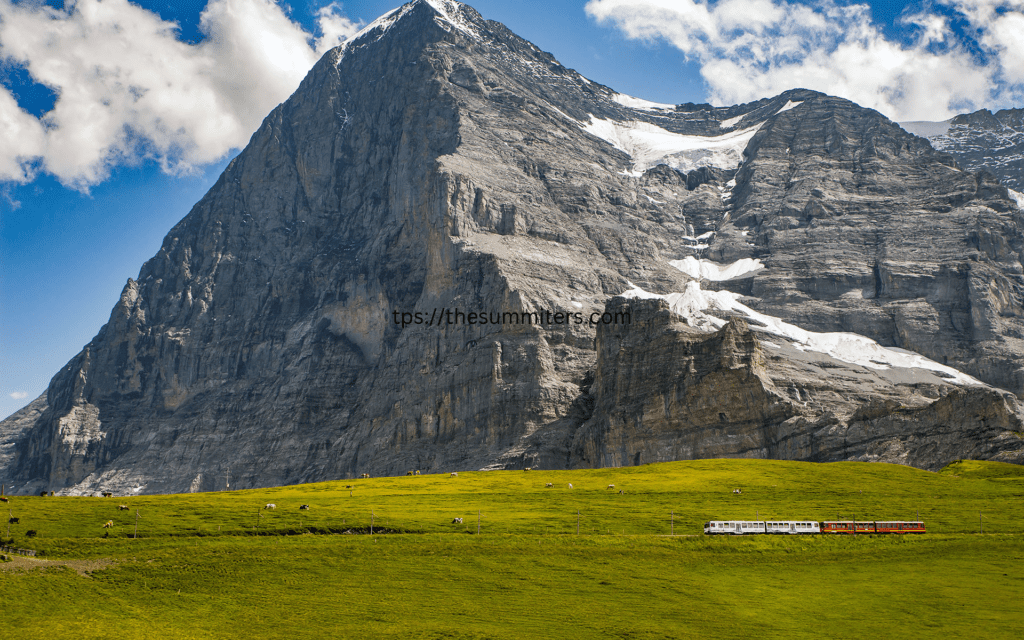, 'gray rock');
904,108,1024,192
568,298,1024,471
